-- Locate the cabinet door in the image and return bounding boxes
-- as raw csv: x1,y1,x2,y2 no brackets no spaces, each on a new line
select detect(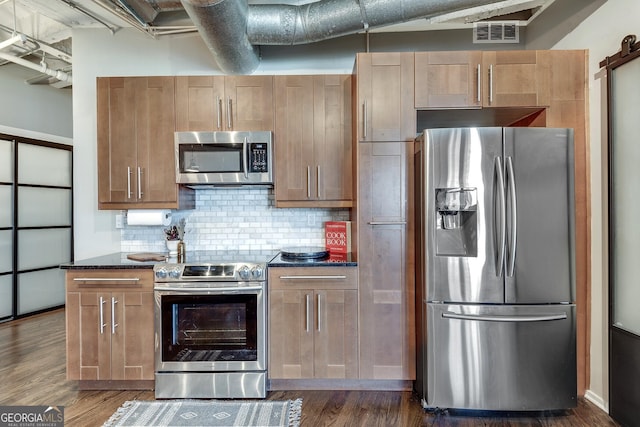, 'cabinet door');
275,75,353,207
225,75,274,131
135,77,179,204
356,53,415,142
175,76,225,131
110,291,155,380
314,75,353,202
314,289,358,379
66,291,112,380
97,77,137,204
357,142,415,380
268,289,314,379
274,75,315,202
415,51,482,109
482,50,550,107
98,77,194,210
